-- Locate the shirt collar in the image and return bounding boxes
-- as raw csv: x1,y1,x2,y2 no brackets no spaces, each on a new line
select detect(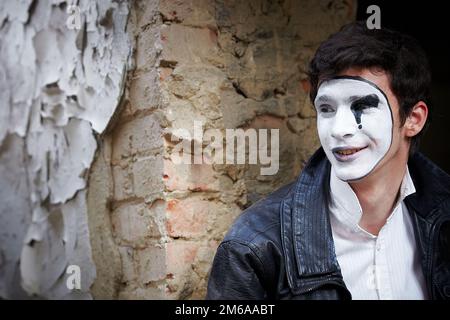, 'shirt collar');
329,165,416,232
